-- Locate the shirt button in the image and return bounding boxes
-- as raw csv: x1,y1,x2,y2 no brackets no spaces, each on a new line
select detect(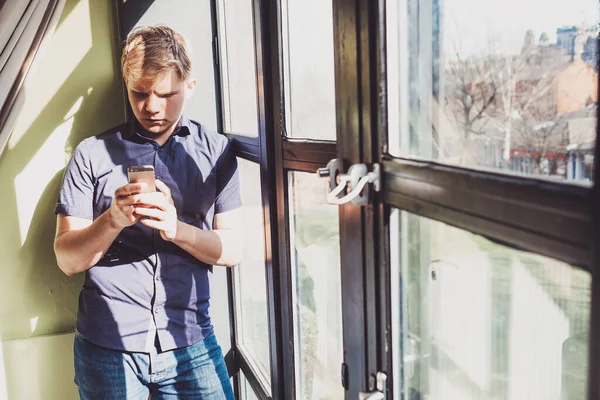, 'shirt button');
154,309,159,314
155,275,160,281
